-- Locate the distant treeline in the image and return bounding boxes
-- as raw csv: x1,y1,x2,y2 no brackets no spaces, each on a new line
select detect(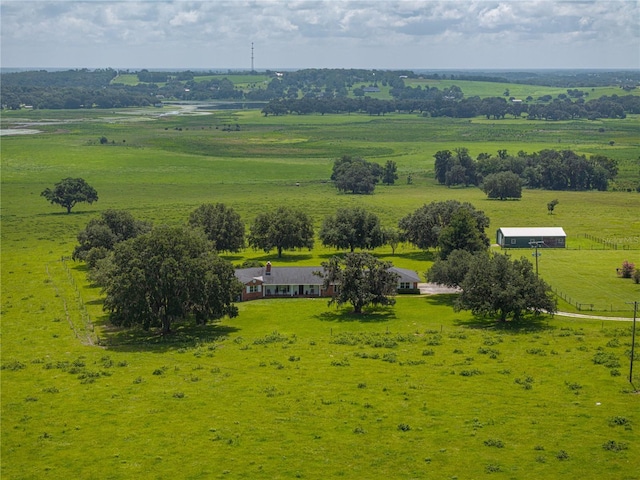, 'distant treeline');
260,93,640,120
2,68,639,112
